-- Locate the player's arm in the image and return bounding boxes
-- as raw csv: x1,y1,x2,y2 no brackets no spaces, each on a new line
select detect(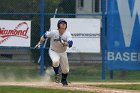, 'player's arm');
37,32,47,45
63,42,69,46
39,33,47,44
61,33,73,48
35,34,46,48
60,40,68,46
35,31,52,48
61,40,73,48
